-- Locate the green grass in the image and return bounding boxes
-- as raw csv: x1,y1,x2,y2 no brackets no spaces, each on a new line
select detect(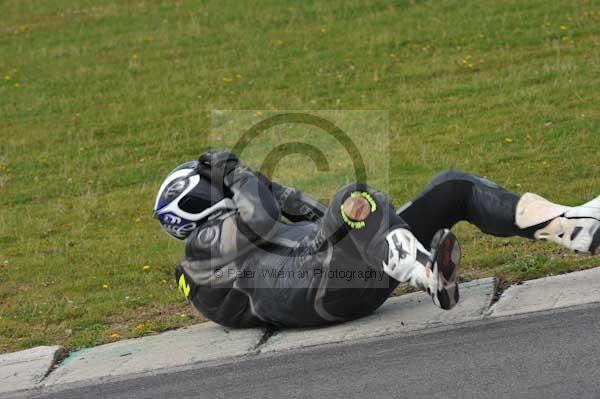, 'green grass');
1,0,600,353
